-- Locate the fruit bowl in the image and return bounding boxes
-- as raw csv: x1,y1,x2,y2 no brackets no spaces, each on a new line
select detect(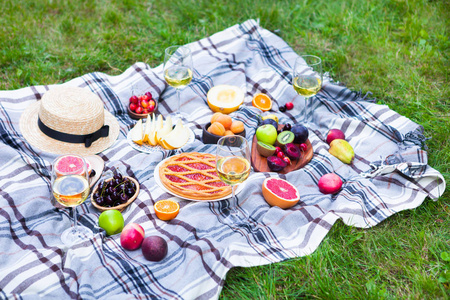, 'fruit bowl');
127,105,158,120
91,176,140,212
202,122,246,144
